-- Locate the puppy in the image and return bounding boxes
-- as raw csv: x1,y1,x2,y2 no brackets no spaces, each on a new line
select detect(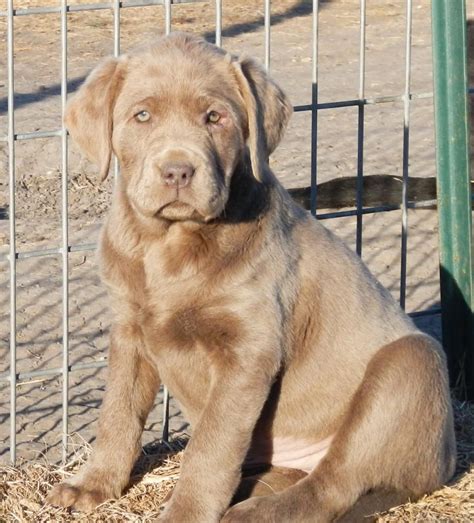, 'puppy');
47,33,456,522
